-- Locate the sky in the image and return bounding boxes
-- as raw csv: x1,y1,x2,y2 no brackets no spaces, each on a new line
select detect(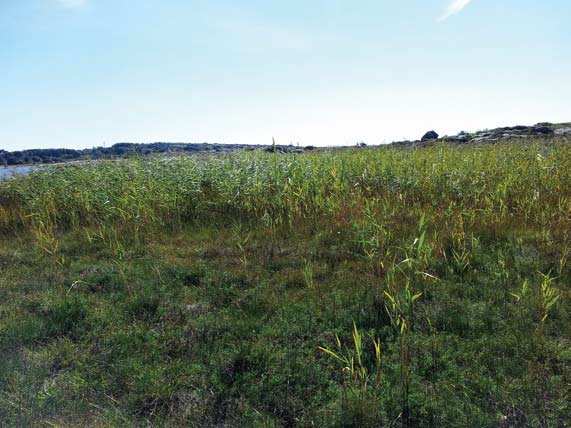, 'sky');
1,0,570,150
